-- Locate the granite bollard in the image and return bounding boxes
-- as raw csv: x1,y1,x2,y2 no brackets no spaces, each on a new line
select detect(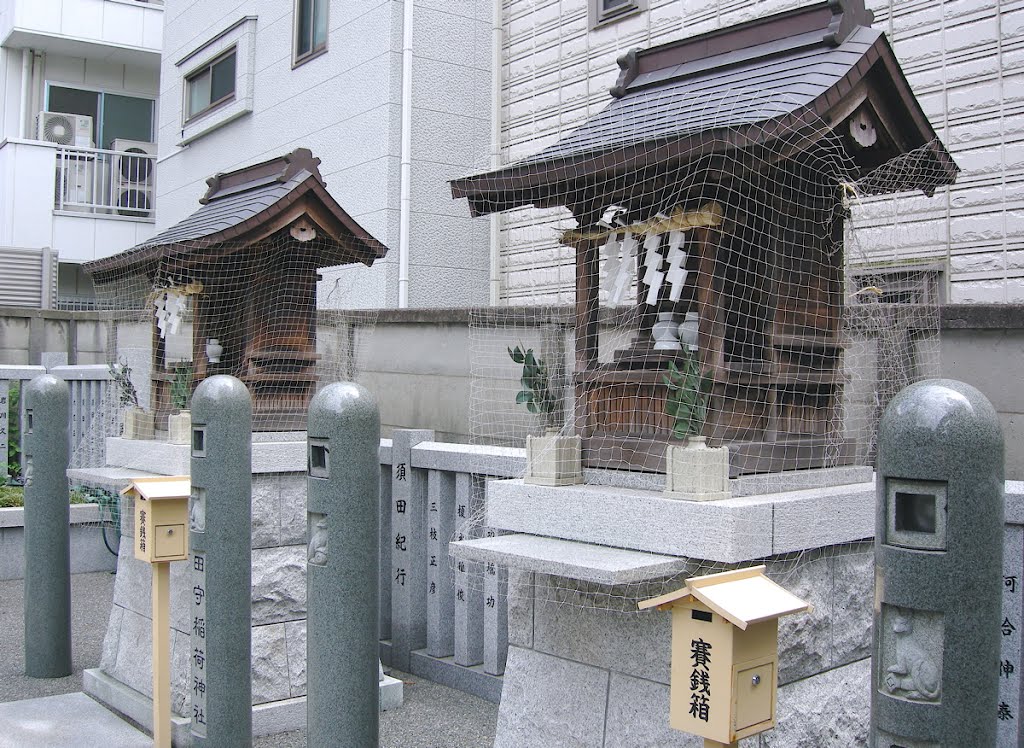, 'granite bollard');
22,374,72,678
872,378,1004,747
306,382,381,748
189,375,252,747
